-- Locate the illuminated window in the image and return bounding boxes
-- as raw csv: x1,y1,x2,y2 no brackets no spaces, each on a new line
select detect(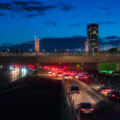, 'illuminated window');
93,31,96,34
